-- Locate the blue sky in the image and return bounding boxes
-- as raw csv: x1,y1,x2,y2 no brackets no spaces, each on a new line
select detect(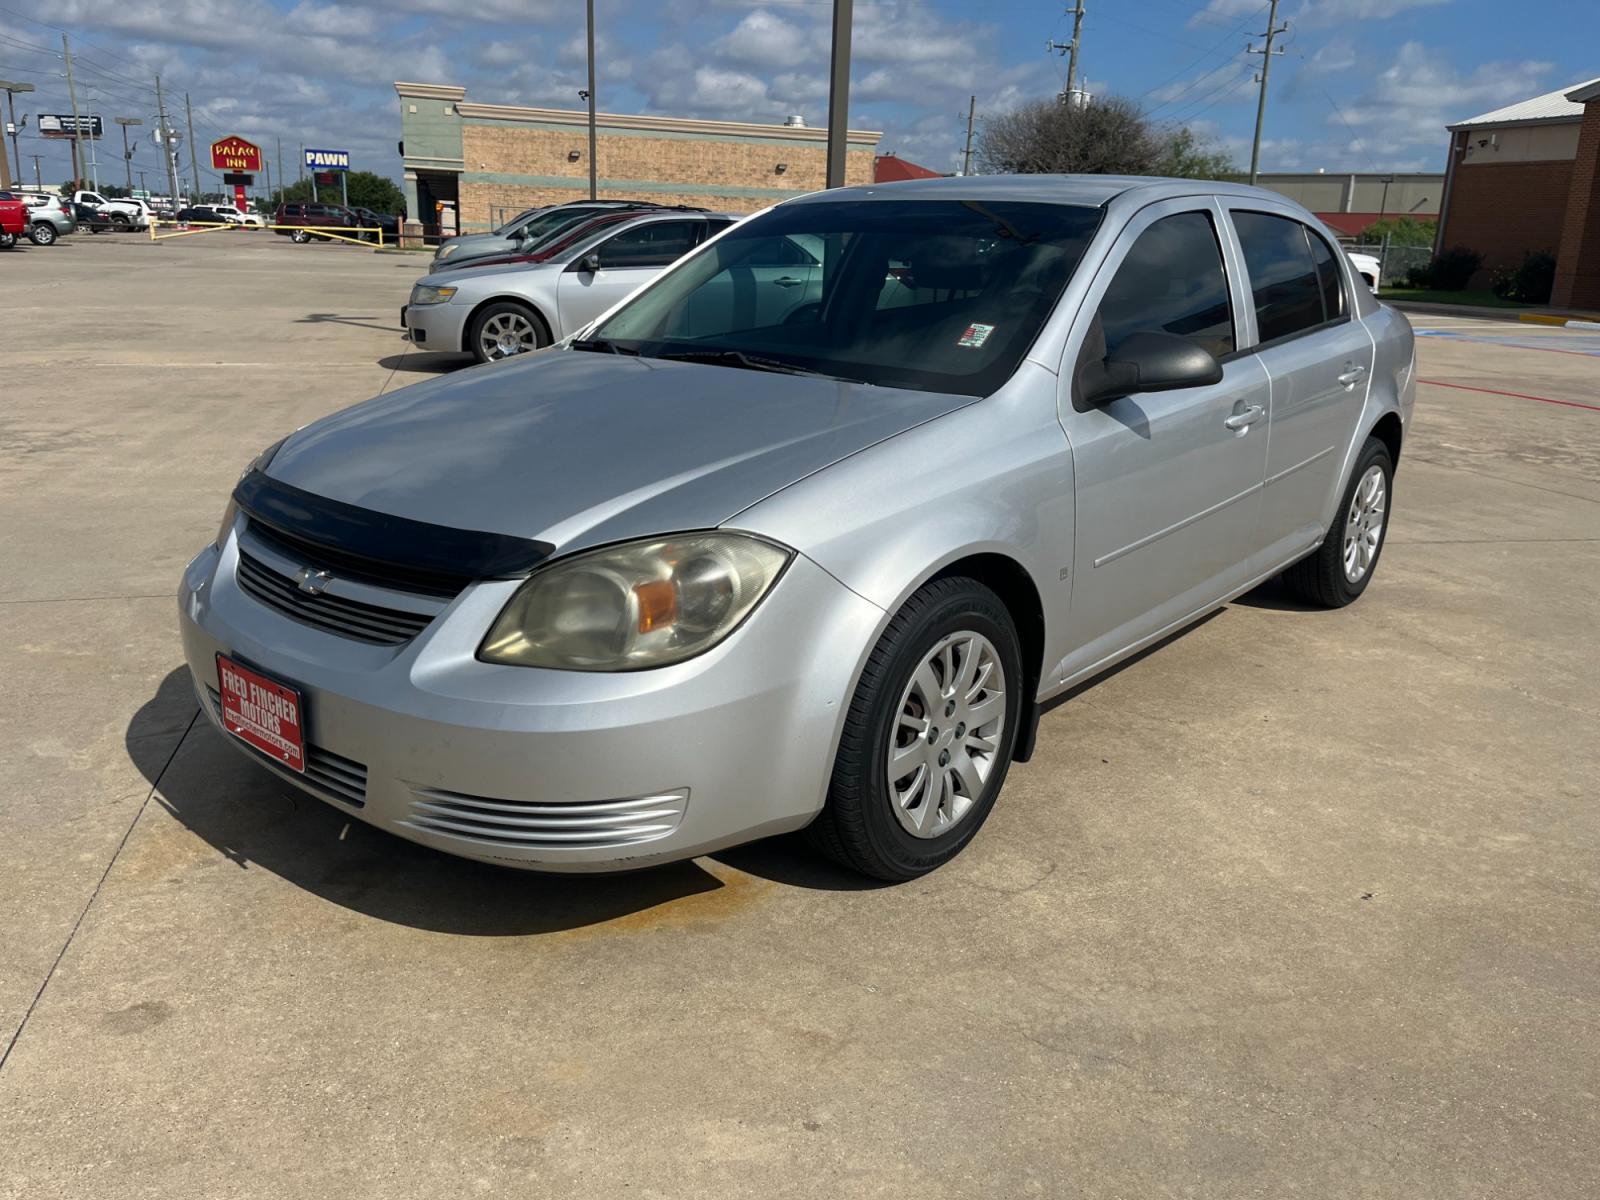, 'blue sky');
0,0,1593,193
